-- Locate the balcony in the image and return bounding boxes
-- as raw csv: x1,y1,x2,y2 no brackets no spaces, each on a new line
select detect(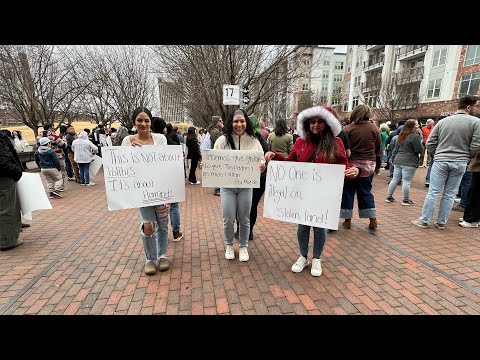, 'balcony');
396,45,428,61
361,81,381,93
395,66,424,85
366,45,385,51
364,56,385,72
397,98,419,110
